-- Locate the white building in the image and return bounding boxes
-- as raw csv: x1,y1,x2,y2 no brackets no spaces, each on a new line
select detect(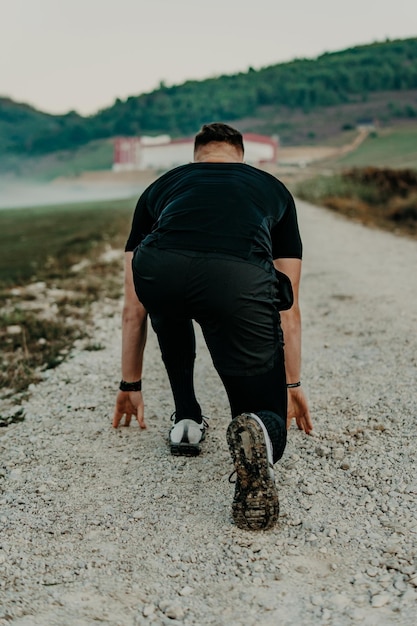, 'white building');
113,133,278,171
